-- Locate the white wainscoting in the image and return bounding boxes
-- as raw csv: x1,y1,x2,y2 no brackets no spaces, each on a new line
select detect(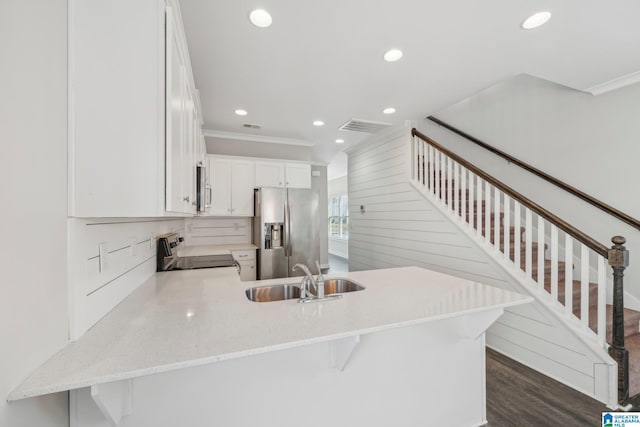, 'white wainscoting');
68,218,184,340
184,217,251,246
346,127,615,405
